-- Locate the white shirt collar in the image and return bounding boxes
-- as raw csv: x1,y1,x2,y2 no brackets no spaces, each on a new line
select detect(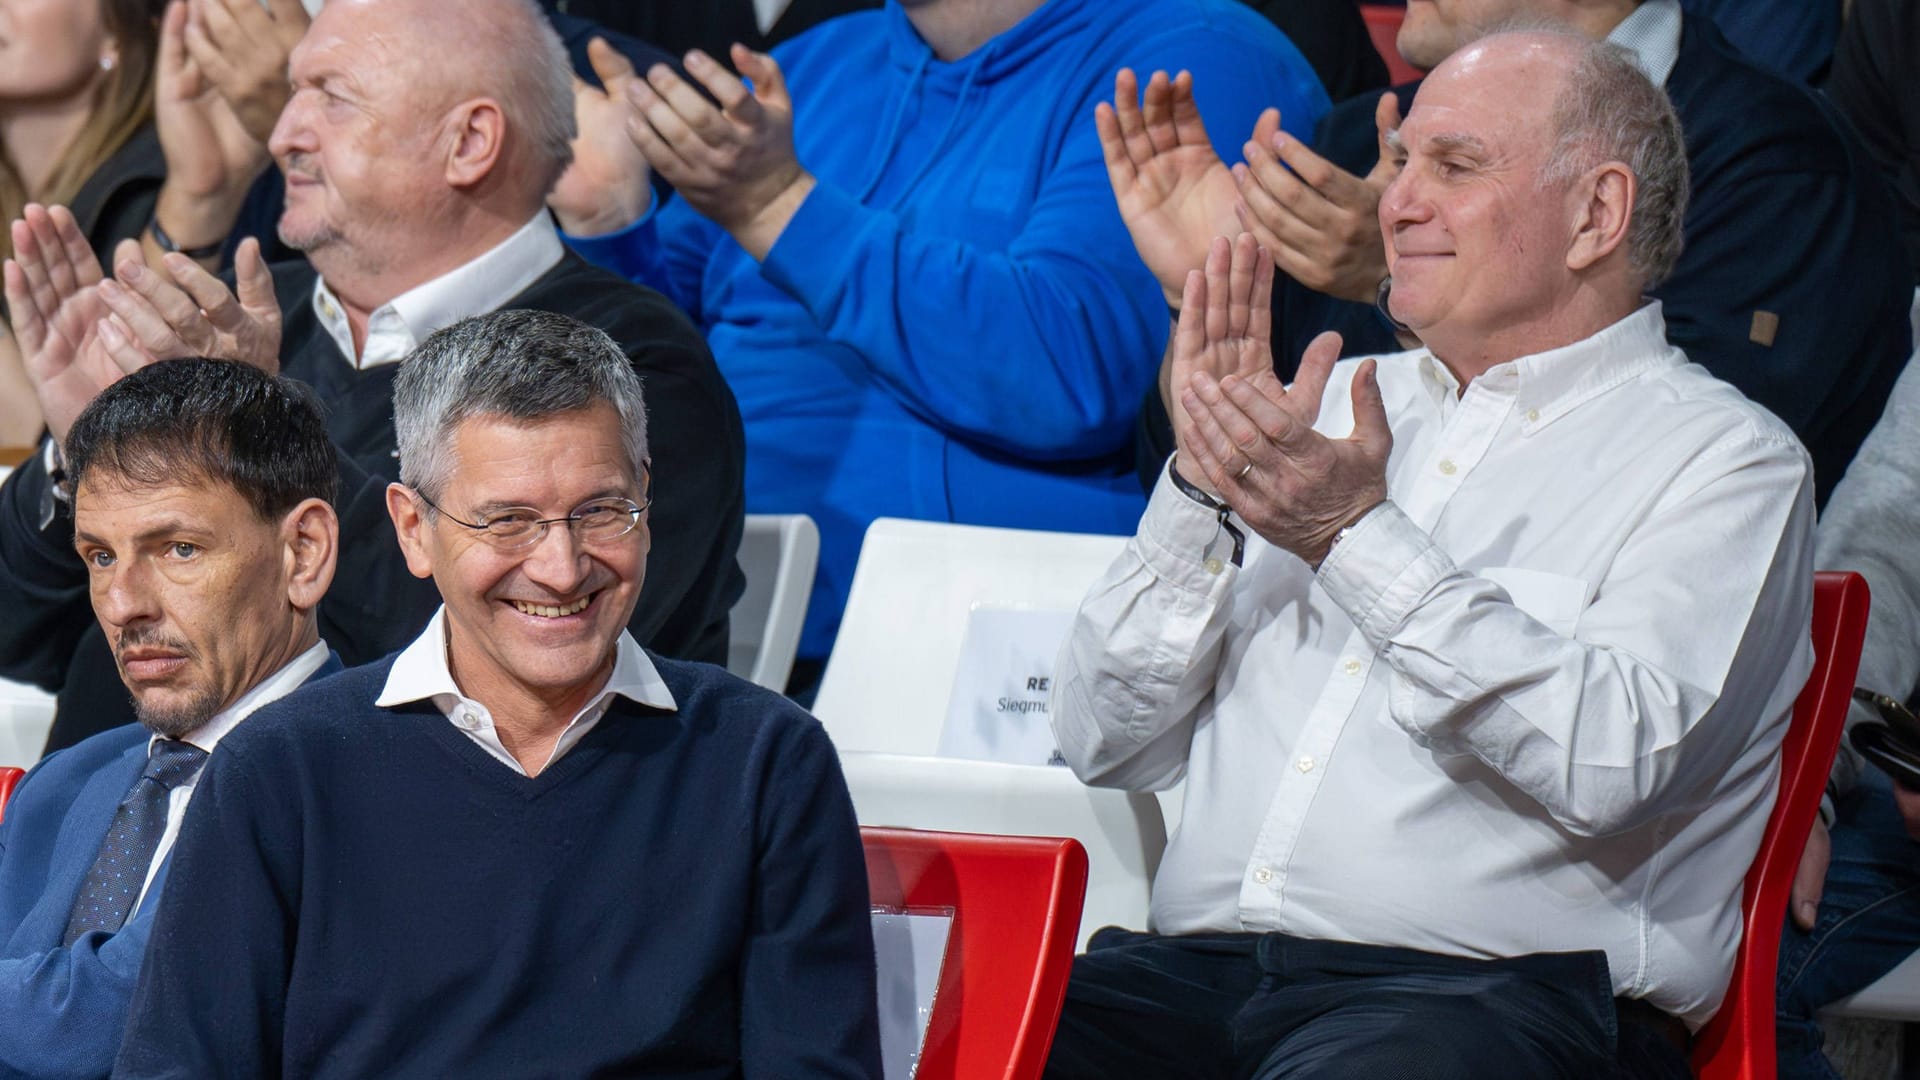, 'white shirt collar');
374,607,677,775
310,212,565,370
1414,302,1683,430
1608,0,1683,86
152,639,332,757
